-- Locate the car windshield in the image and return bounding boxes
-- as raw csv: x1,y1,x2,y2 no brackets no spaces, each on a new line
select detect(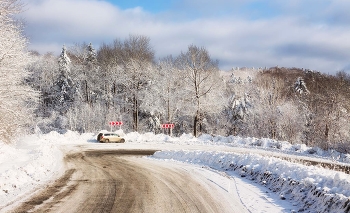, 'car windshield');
104,133,119,136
